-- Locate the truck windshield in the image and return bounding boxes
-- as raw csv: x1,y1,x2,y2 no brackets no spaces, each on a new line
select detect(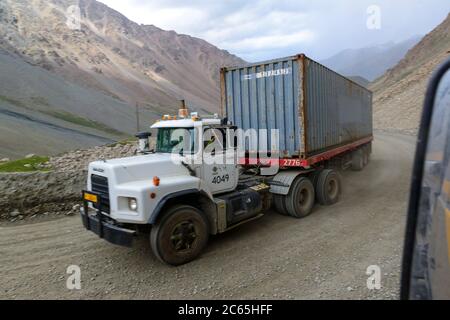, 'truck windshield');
156,128,195,154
